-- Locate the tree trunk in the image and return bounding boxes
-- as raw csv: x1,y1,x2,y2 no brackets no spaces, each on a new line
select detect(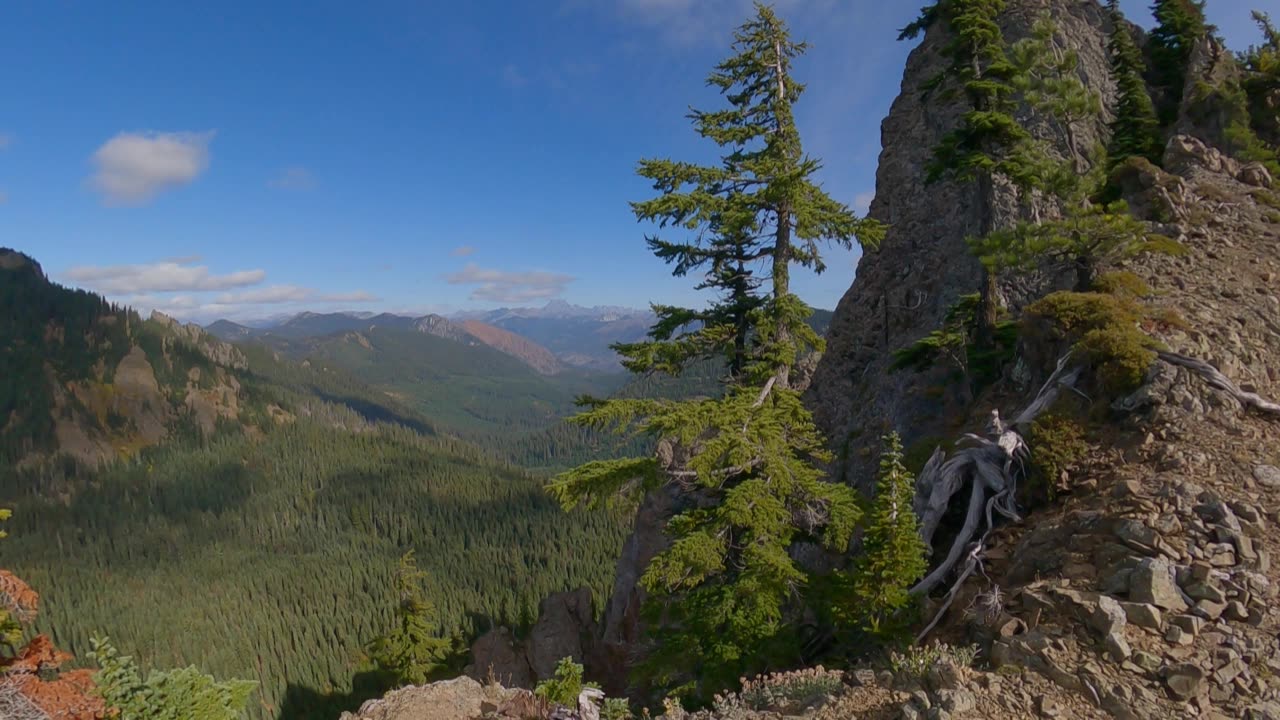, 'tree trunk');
1074,257,1095,292
974,173,1000,347
773,205,793,389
